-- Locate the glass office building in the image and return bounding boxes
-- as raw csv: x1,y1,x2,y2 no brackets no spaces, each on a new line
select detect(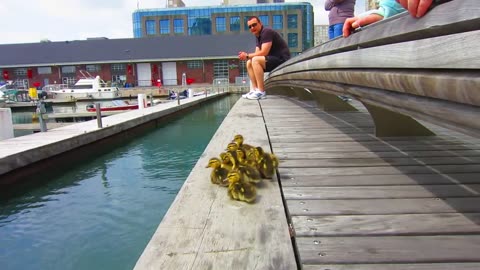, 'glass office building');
132,3,314,55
